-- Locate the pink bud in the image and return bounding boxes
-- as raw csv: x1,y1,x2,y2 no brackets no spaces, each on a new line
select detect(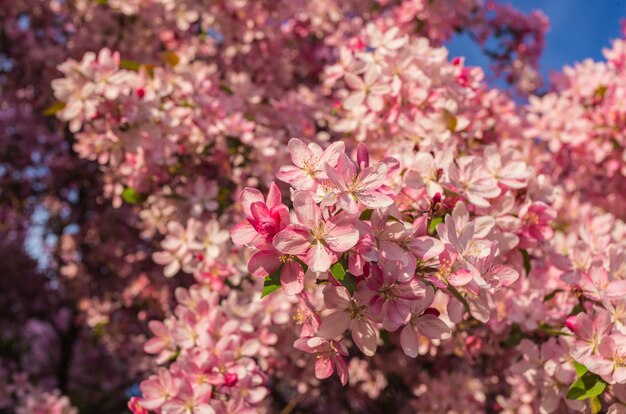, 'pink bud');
128,397,148,414
432,192,441,205
424,307,440,317
357,143,369,169
224,372,238,387
565,315,578,332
